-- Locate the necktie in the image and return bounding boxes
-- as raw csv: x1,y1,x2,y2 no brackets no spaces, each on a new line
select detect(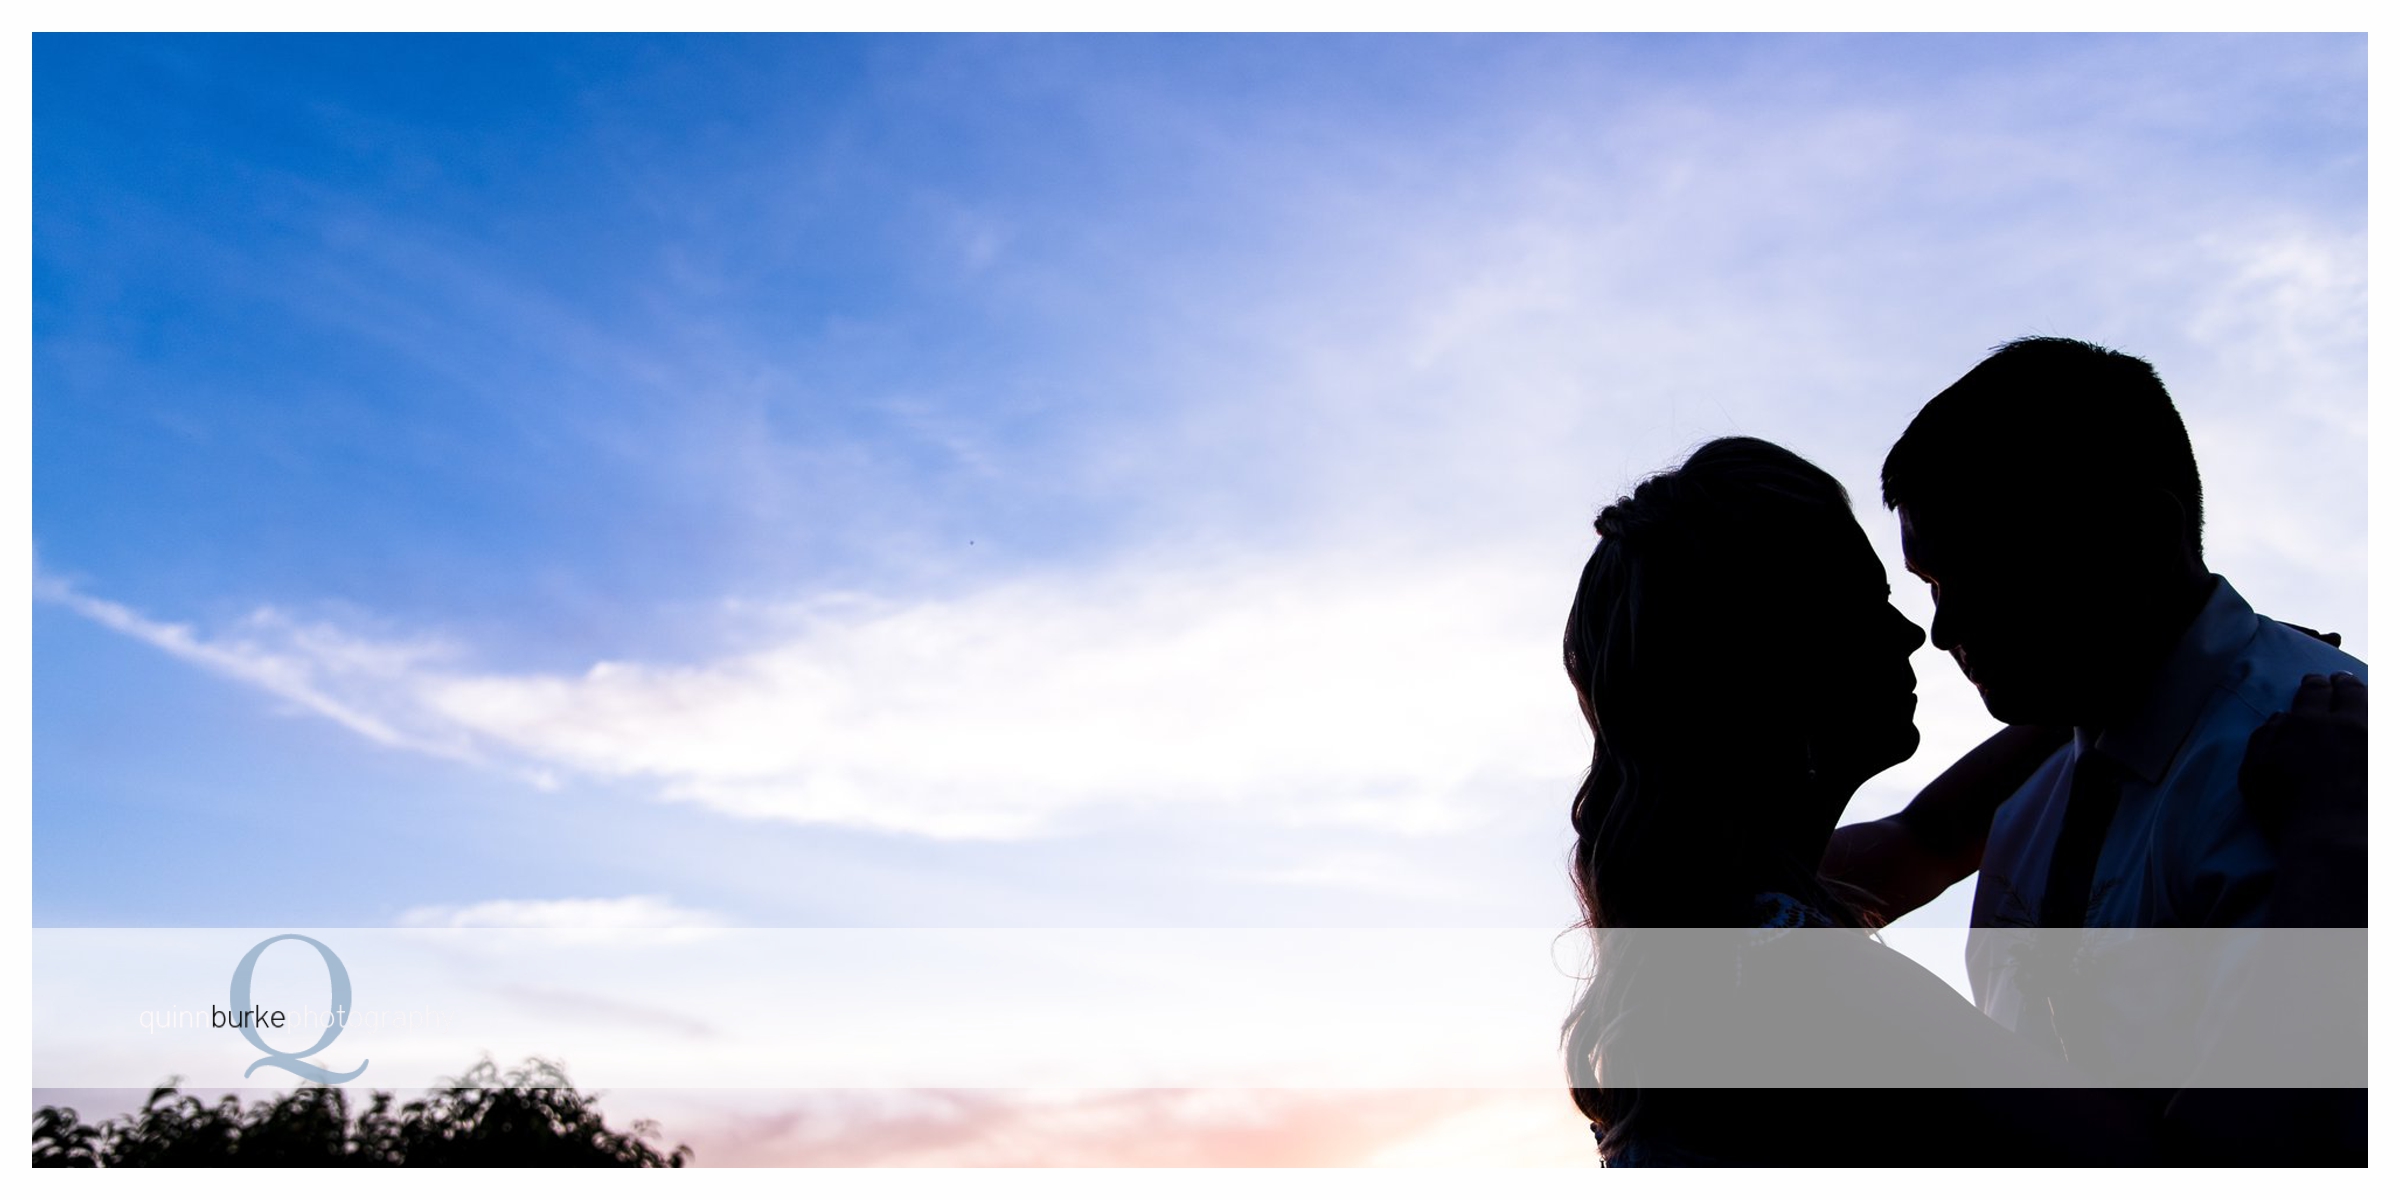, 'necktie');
2039,746,2125,928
